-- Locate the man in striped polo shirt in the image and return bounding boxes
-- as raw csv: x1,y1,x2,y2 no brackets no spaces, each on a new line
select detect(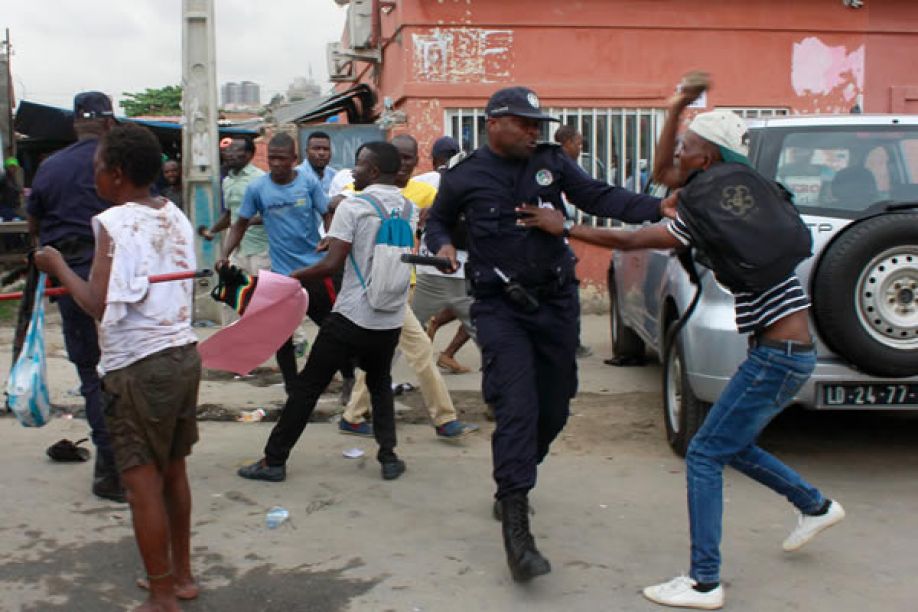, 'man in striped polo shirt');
517,93,844,609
